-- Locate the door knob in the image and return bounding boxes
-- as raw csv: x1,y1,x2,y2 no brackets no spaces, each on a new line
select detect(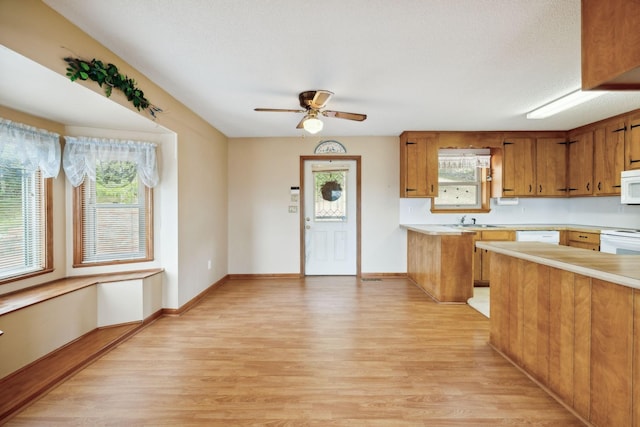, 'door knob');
305,225,311,229
305,217,310,221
